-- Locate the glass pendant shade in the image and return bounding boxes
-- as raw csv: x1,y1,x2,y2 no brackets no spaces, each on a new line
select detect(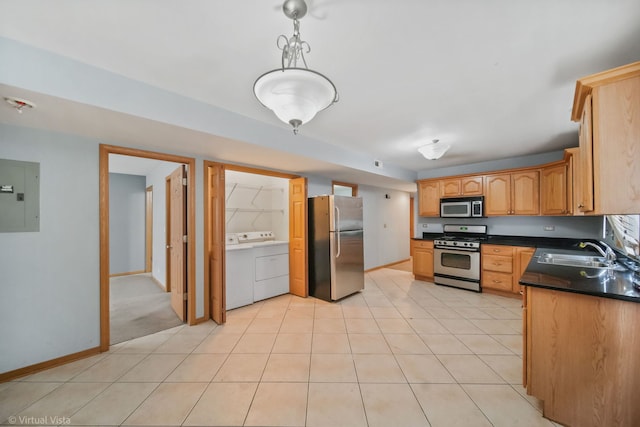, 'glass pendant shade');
418,141,451,160
254,68,337,133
